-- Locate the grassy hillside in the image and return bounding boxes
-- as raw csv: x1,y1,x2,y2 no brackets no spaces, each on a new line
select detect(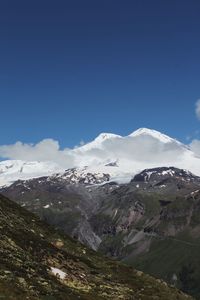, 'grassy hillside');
125,231,200,299
0,194,193,299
